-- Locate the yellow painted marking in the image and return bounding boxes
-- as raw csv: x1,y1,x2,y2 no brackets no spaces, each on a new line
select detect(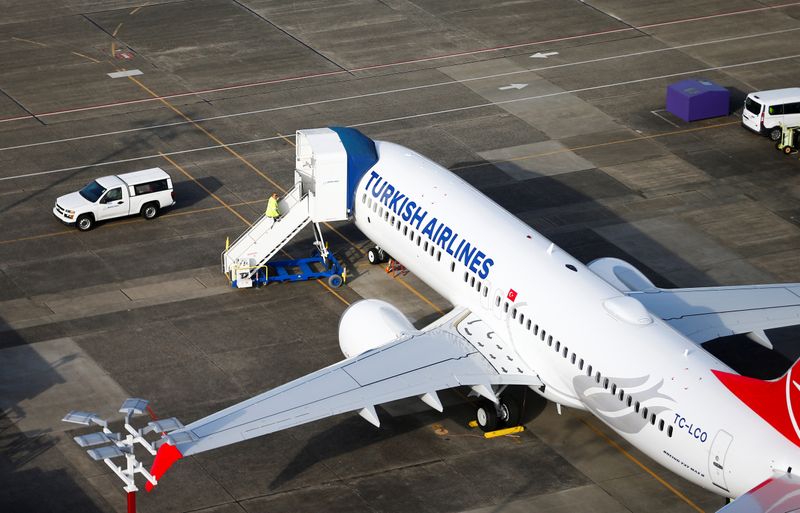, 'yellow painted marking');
316,278,350,306
483,426,524,438
468,420,478,428
110,41,116,57
276,132,295,146
159,153,252,226
129,75,285,191
71,51,100,64
392,275,444,314
130,4,147,15
11,36,48,47
451,121,740,172
581,419,706,513
112,23,123,37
